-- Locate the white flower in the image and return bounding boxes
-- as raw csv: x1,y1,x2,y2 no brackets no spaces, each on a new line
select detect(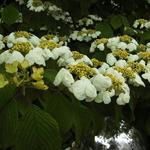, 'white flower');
95,89,115,104
69,77,97,101
29,36,40,46
127,54,139,62
117,42,127,50
76,55,93,66
115,60,127,67
145,22,150,29
133,21,139,28
142,72,150,83
57,57,75,67
27,0,45,12
127,43,137,51
98,63,110,74
0,50,11,64
6,51,24,64
42,48,55,60
106,53,117,66
91,74,112,91
129,73,145,87
97,43,105,51
52,46,72,60
0,41,5,50
54,68,74,88
90,43,97,52
25,48,46,66
15,37,28,43
116,92,130,105
7,33,16,43
107,37,119,50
